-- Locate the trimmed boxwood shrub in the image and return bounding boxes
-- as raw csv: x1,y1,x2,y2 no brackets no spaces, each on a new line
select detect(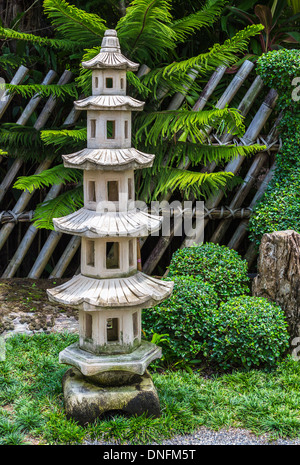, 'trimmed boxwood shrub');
204,296,290,369
143,278,289,369
142,276,219,362
167,243,250,302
